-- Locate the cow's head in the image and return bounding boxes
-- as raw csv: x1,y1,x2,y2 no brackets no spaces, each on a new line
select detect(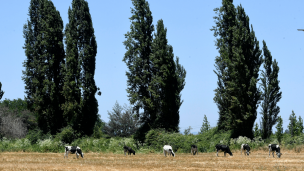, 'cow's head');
77,147,84,158
276,152,282,158
168,149,175,157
